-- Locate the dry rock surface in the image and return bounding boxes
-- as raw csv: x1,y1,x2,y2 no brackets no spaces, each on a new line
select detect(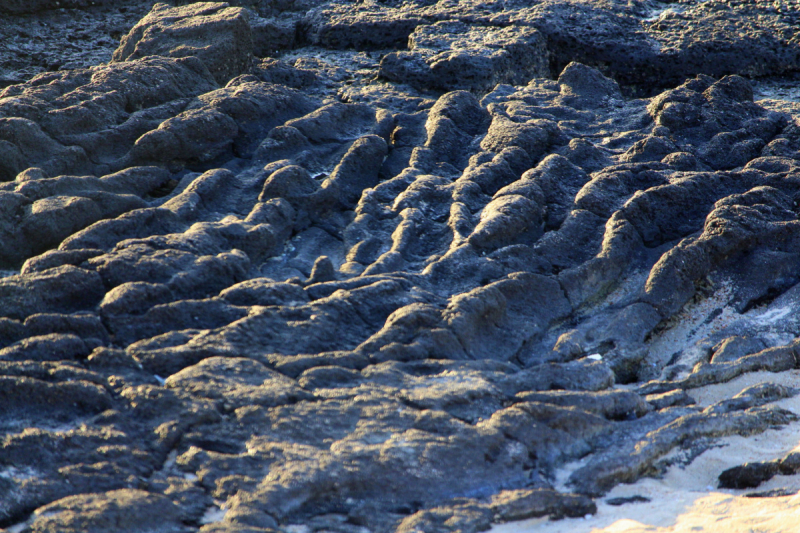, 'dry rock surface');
2,1,800,532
